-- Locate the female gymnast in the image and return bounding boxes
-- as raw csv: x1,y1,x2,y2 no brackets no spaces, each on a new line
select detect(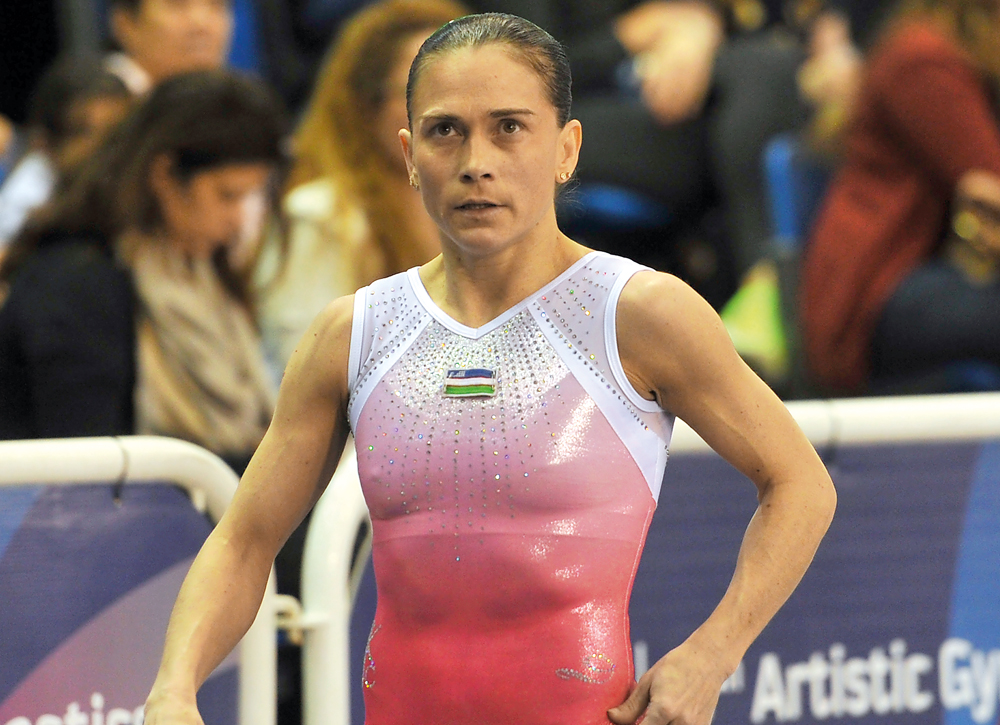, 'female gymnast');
144,13,836,725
